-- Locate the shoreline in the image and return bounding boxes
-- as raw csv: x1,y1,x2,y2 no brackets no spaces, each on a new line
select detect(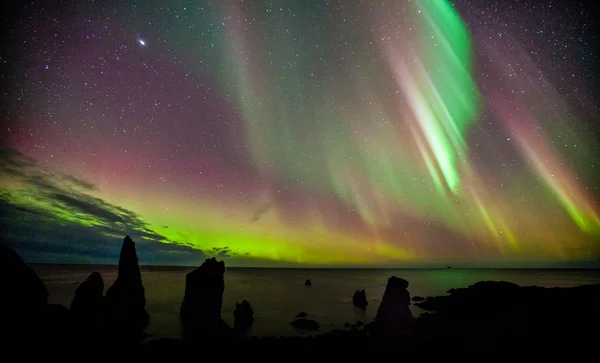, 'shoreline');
2,239,600,355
